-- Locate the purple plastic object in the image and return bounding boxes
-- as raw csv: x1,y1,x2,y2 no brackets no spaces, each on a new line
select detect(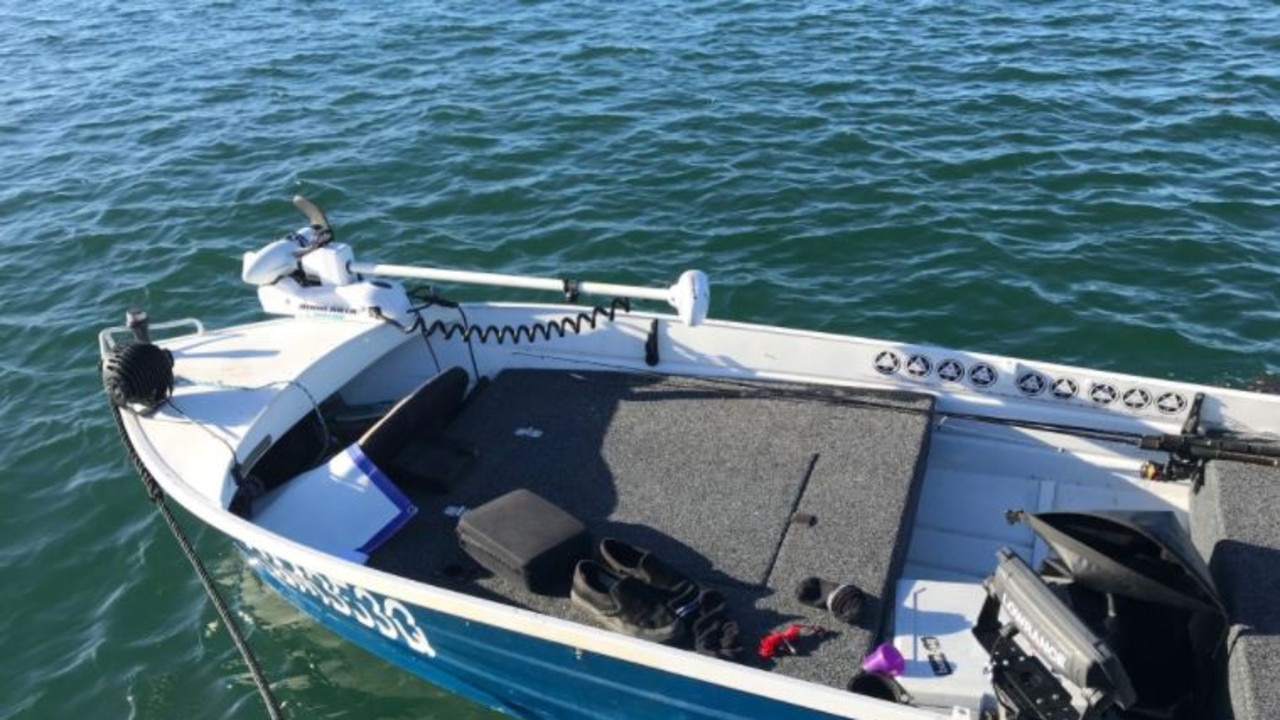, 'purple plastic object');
861,642,905,677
